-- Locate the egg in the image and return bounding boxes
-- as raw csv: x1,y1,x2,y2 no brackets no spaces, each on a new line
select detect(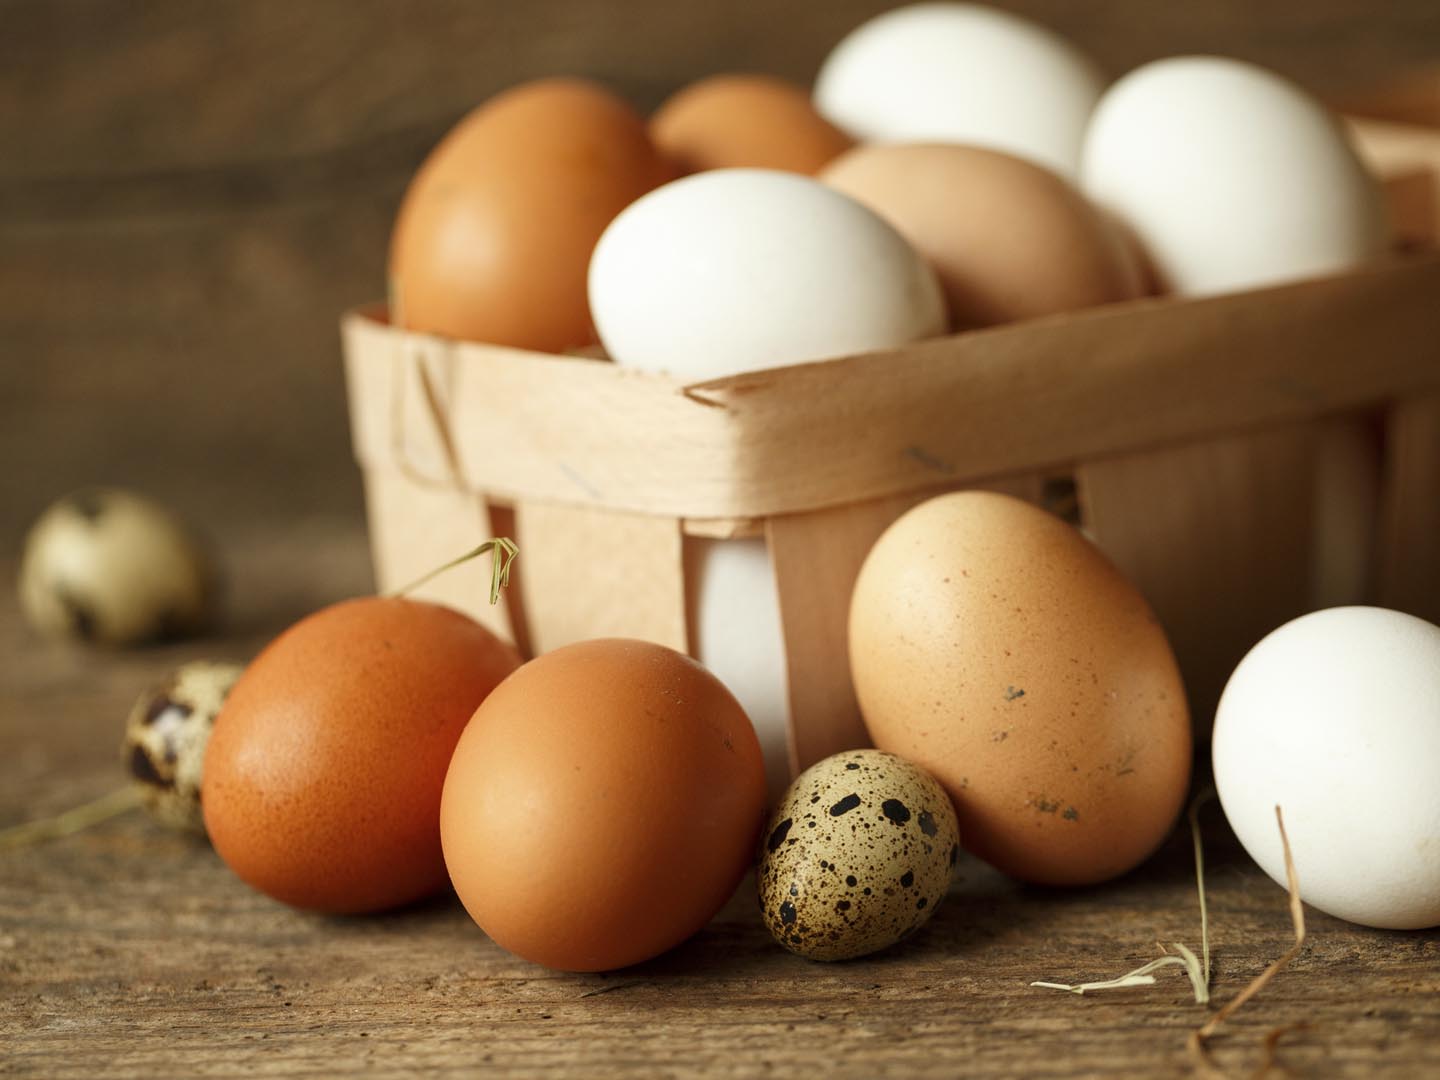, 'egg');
757,750,960,961
18,488,216,647
1081,56,1391,296
389,77,672,351
821,143,1146,330
1214,607,1440,930
203,597,521,914
814,3,1106,179
590,167,945,793
440,639,767,971
849,491,1192,886
651,73,853,175
590,168,946,378
123,660,244,834
690,537,792,800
